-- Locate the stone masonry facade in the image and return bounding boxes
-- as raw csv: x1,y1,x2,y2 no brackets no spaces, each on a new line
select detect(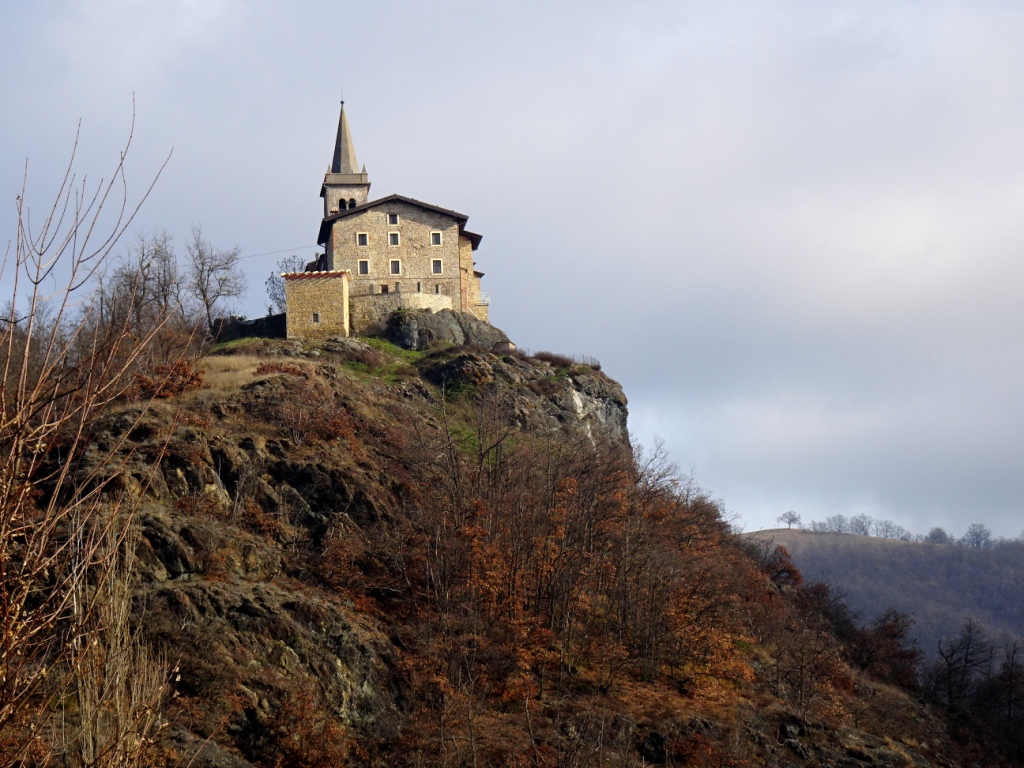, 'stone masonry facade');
284,271,349,340
284,103,490,340
349,293,452,336
322,198,489,333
